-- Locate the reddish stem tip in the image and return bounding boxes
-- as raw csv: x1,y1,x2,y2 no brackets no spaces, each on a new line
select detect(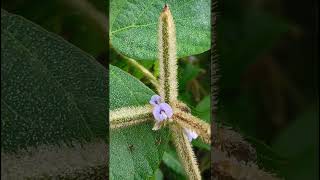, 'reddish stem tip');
163,4,169,12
